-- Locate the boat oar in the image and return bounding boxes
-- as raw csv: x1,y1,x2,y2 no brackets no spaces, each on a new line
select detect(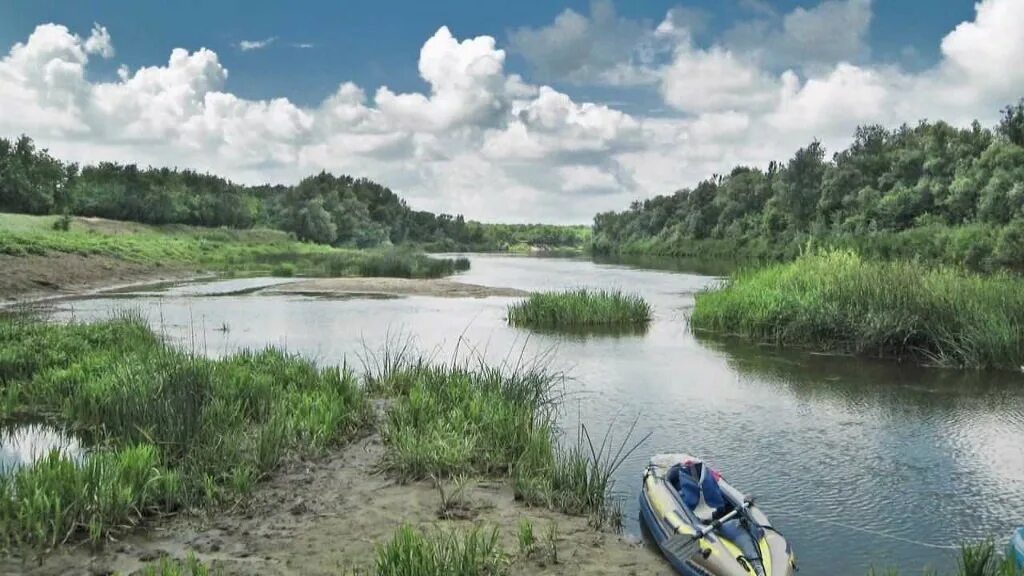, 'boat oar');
663,499,754,561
